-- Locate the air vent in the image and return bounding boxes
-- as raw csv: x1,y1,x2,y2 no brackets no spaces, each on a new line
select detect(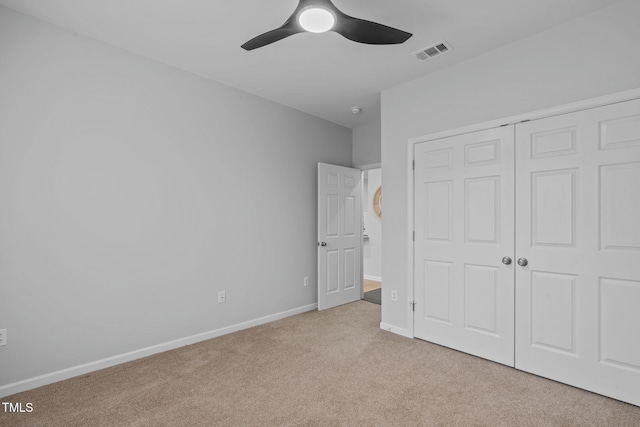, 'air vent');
413,40,452,62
